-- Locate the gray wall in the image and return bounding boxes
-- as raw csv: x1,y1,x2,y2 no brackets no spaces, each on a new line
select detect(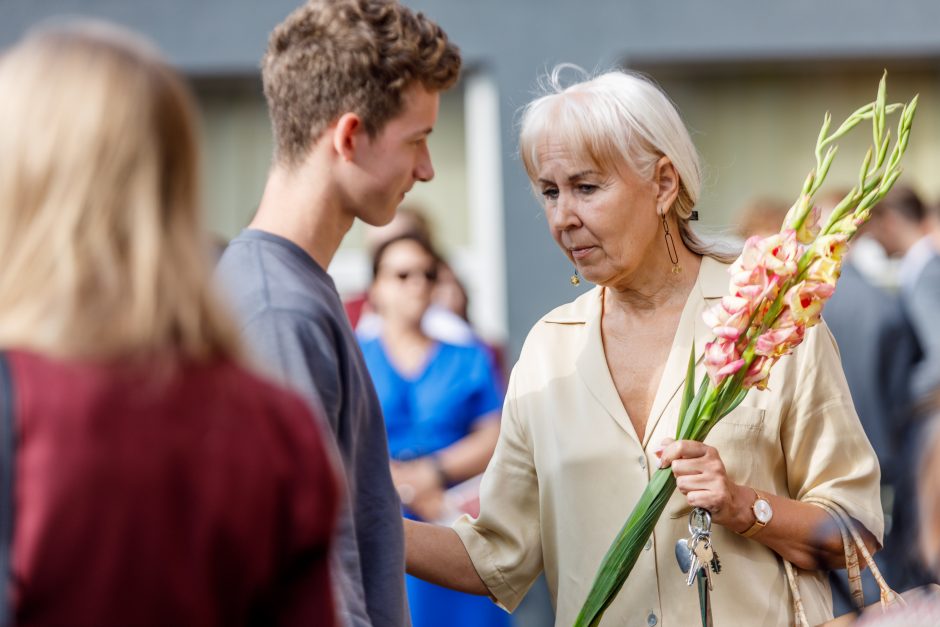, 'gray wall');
4,0,939,358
